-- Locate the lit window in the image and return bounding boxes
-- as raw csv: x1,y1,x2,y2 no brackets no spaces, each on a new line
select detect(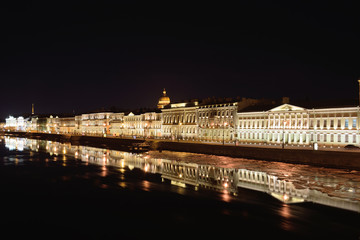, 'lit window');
345,119,349,128
352,119,356,128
